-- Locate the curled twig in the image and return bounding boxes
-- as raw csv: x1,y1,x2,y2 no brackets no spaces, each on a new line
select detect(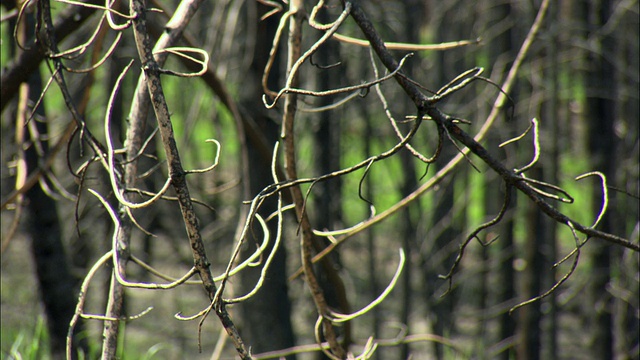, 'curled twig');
575,171,608,228
328,248,405,322
439,185,512,295
510,221,582,314
152,46,209,77
264,53,412,108
331,32,480,51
